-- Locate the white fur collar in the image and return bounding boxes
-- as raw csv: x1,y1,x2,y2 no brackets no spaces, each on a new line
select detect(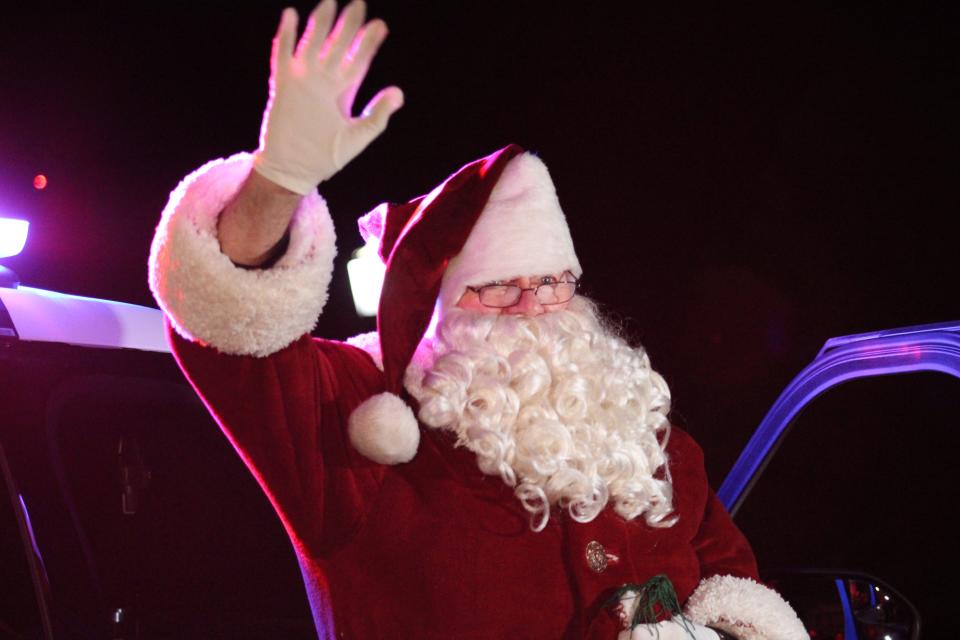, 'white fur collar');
345,331,436,397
